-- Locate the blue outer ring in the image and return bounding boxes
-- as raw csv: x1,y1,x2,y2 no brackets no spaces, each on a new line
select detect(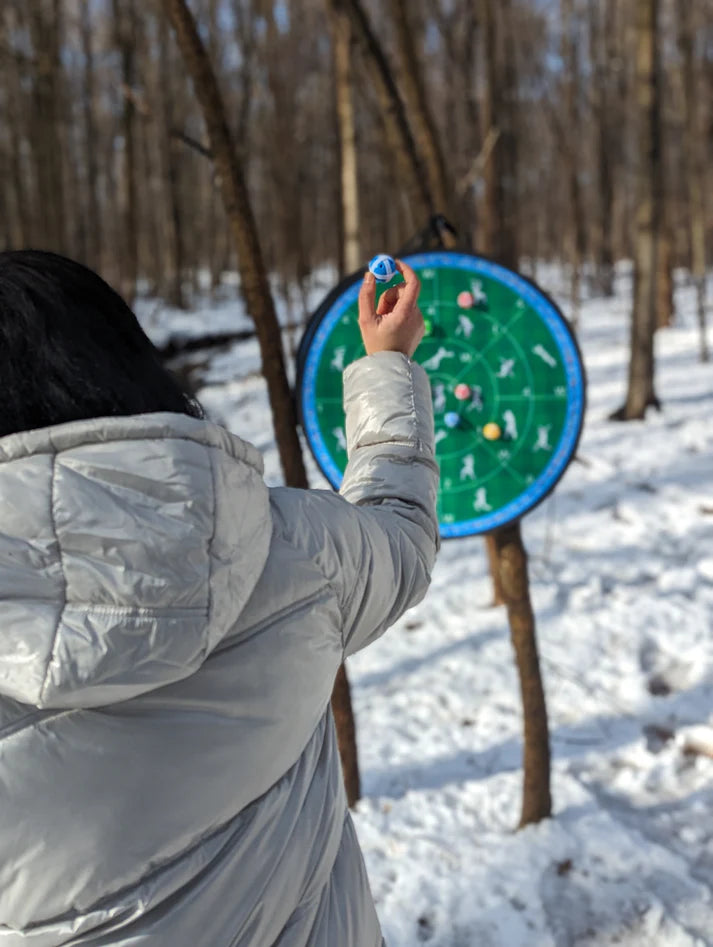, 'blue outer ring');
298,252,586,538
